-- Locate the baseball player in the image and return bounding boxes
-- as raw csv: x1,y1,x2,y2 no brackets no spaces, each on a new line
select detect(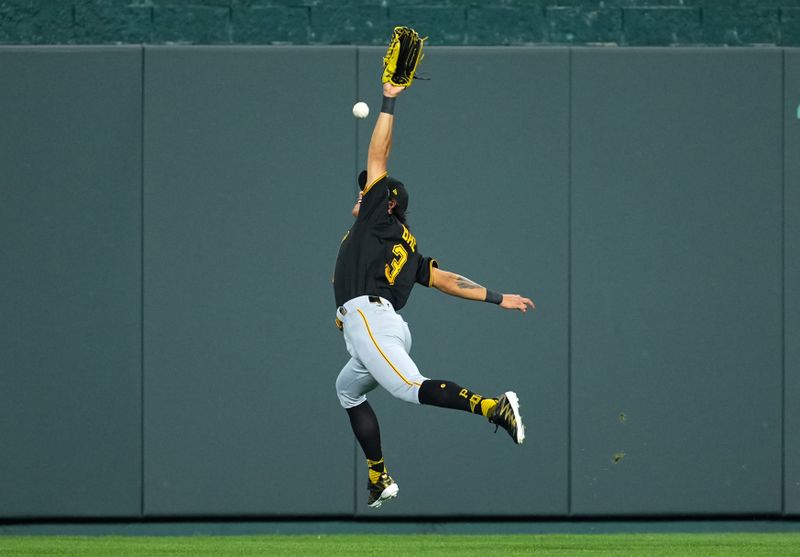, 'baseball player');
333,77,535,510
